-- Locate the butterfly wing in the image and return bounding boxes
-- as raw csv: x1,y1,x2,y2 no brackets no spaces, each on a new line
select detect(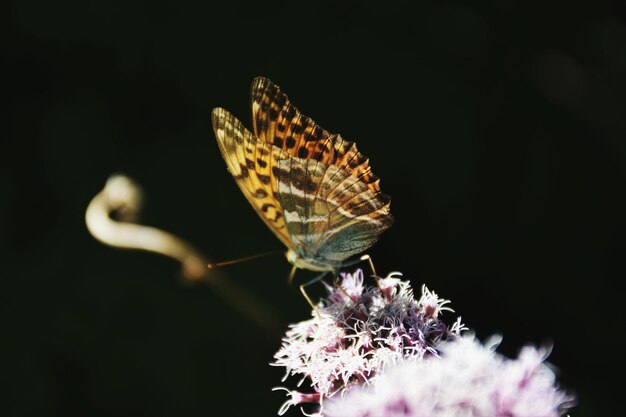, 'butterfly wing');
250,77,383,197
274,156,393,265
251,76,331,157
214,77,393,268
211,107,292,247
